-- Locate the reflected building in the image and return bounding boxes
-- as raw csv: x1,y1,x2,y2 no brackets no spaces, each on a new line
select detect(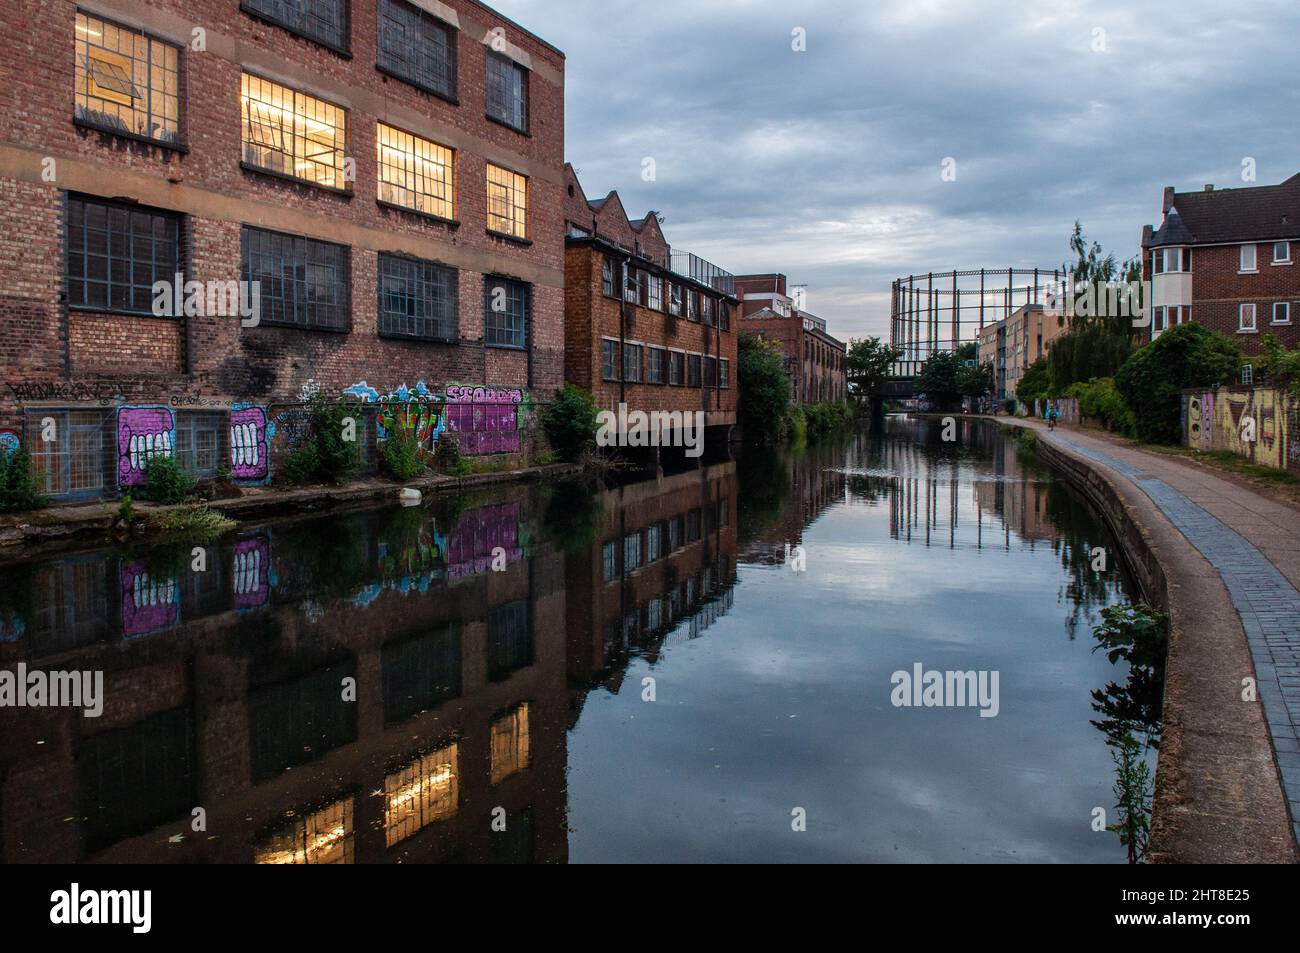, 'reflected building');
0,489,567,864
737,444,846,565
